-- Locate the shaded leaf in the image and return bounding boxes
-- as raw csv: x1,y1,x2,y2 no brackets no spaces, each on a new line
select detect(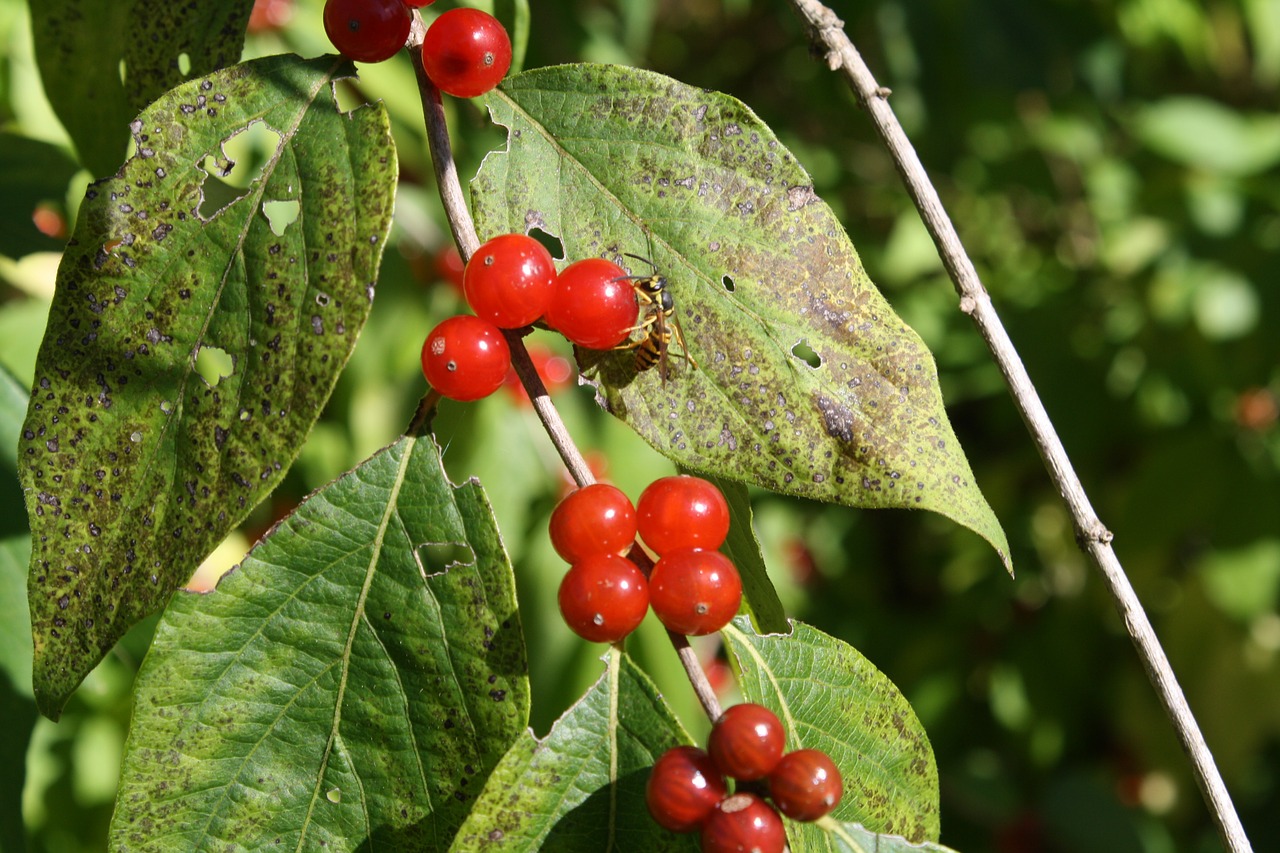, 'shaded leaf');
0,535,36,853
1132,96,1280,176
473,64,1009,571
721,617,940,844
124,0,255,111
0,133,80,257
450,649,698,852
825,822,960,853
20,54,397,718
111,435,528,851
